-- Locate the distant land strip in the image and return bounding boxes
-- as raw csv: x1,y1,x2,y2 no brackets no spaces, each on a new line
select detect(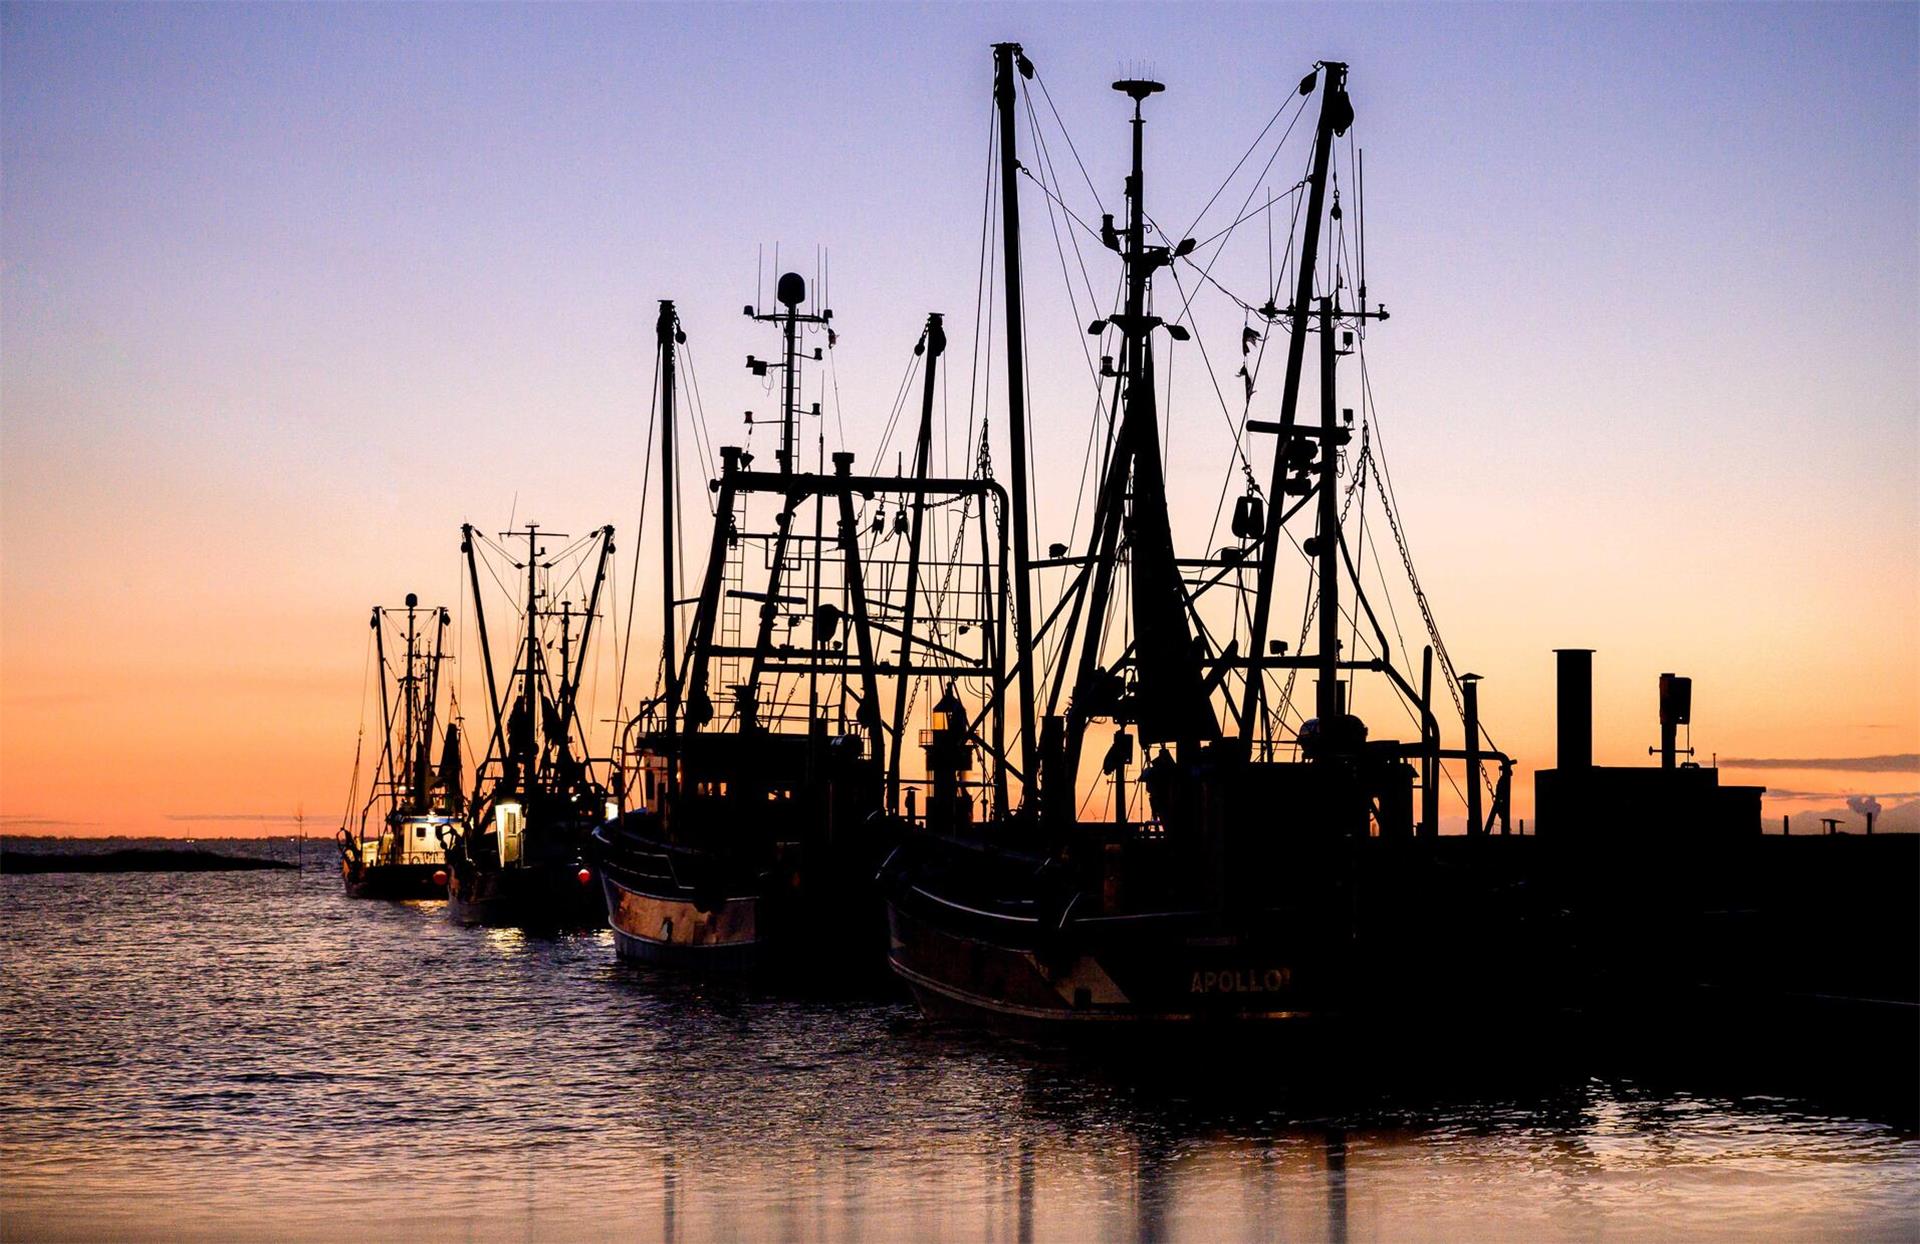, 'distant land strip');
1721,754,1919,772
1,848,295,874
